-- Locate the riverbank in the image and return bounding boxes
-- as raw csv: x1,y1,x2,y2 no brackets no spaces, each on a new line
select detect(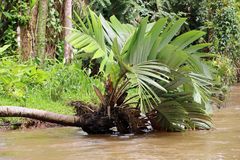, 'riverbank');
0,95,75,131
0,84,237,132
0,119,61,131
